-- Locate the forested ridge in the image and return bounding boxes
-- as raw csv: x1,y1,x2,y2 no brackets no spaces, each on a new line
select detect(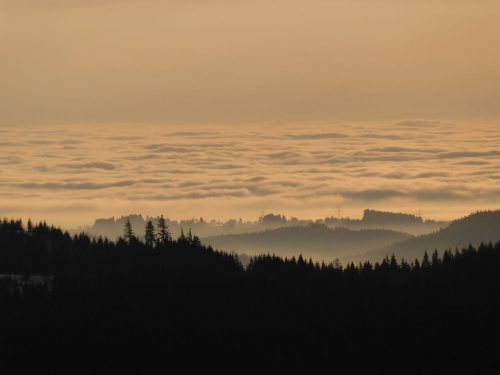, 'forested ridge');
1,217,500,373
